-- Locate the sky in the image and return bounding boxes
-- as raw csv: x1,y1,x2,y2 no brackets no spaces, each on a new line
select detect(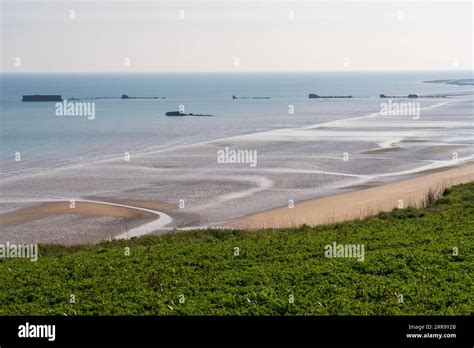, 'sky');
1,0,473,72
